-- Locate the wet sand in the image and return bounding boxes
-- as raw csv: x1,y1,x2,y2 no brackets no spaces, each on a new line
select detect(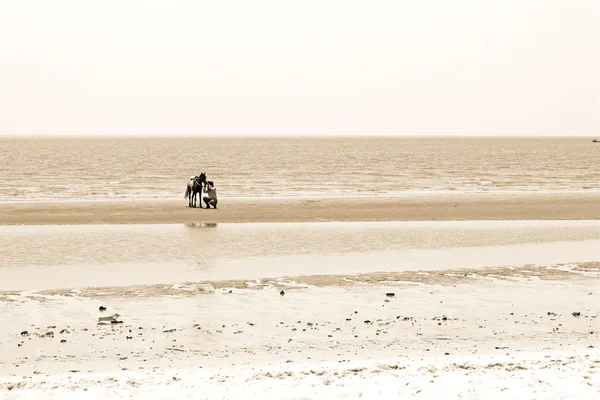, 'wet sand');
1,193,599,225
